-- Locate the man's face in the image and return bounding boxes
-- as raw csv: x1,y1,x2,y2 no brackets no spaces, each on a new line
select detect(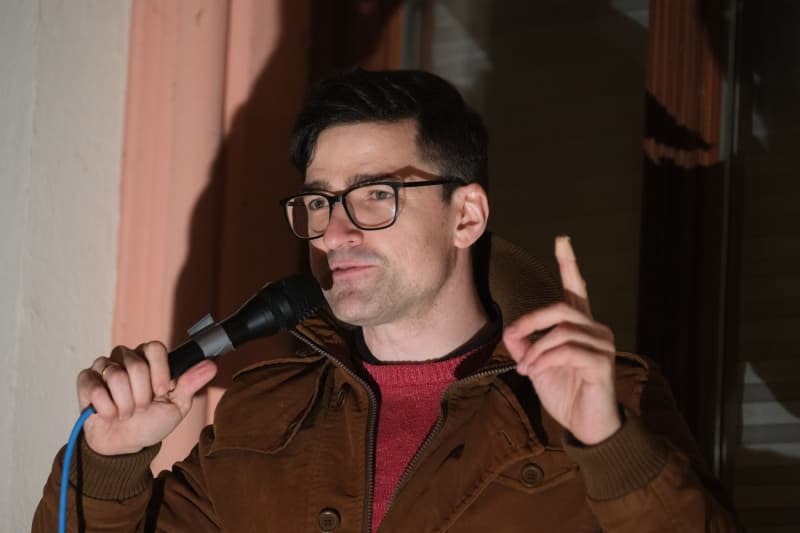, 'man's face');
305,120,458,327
